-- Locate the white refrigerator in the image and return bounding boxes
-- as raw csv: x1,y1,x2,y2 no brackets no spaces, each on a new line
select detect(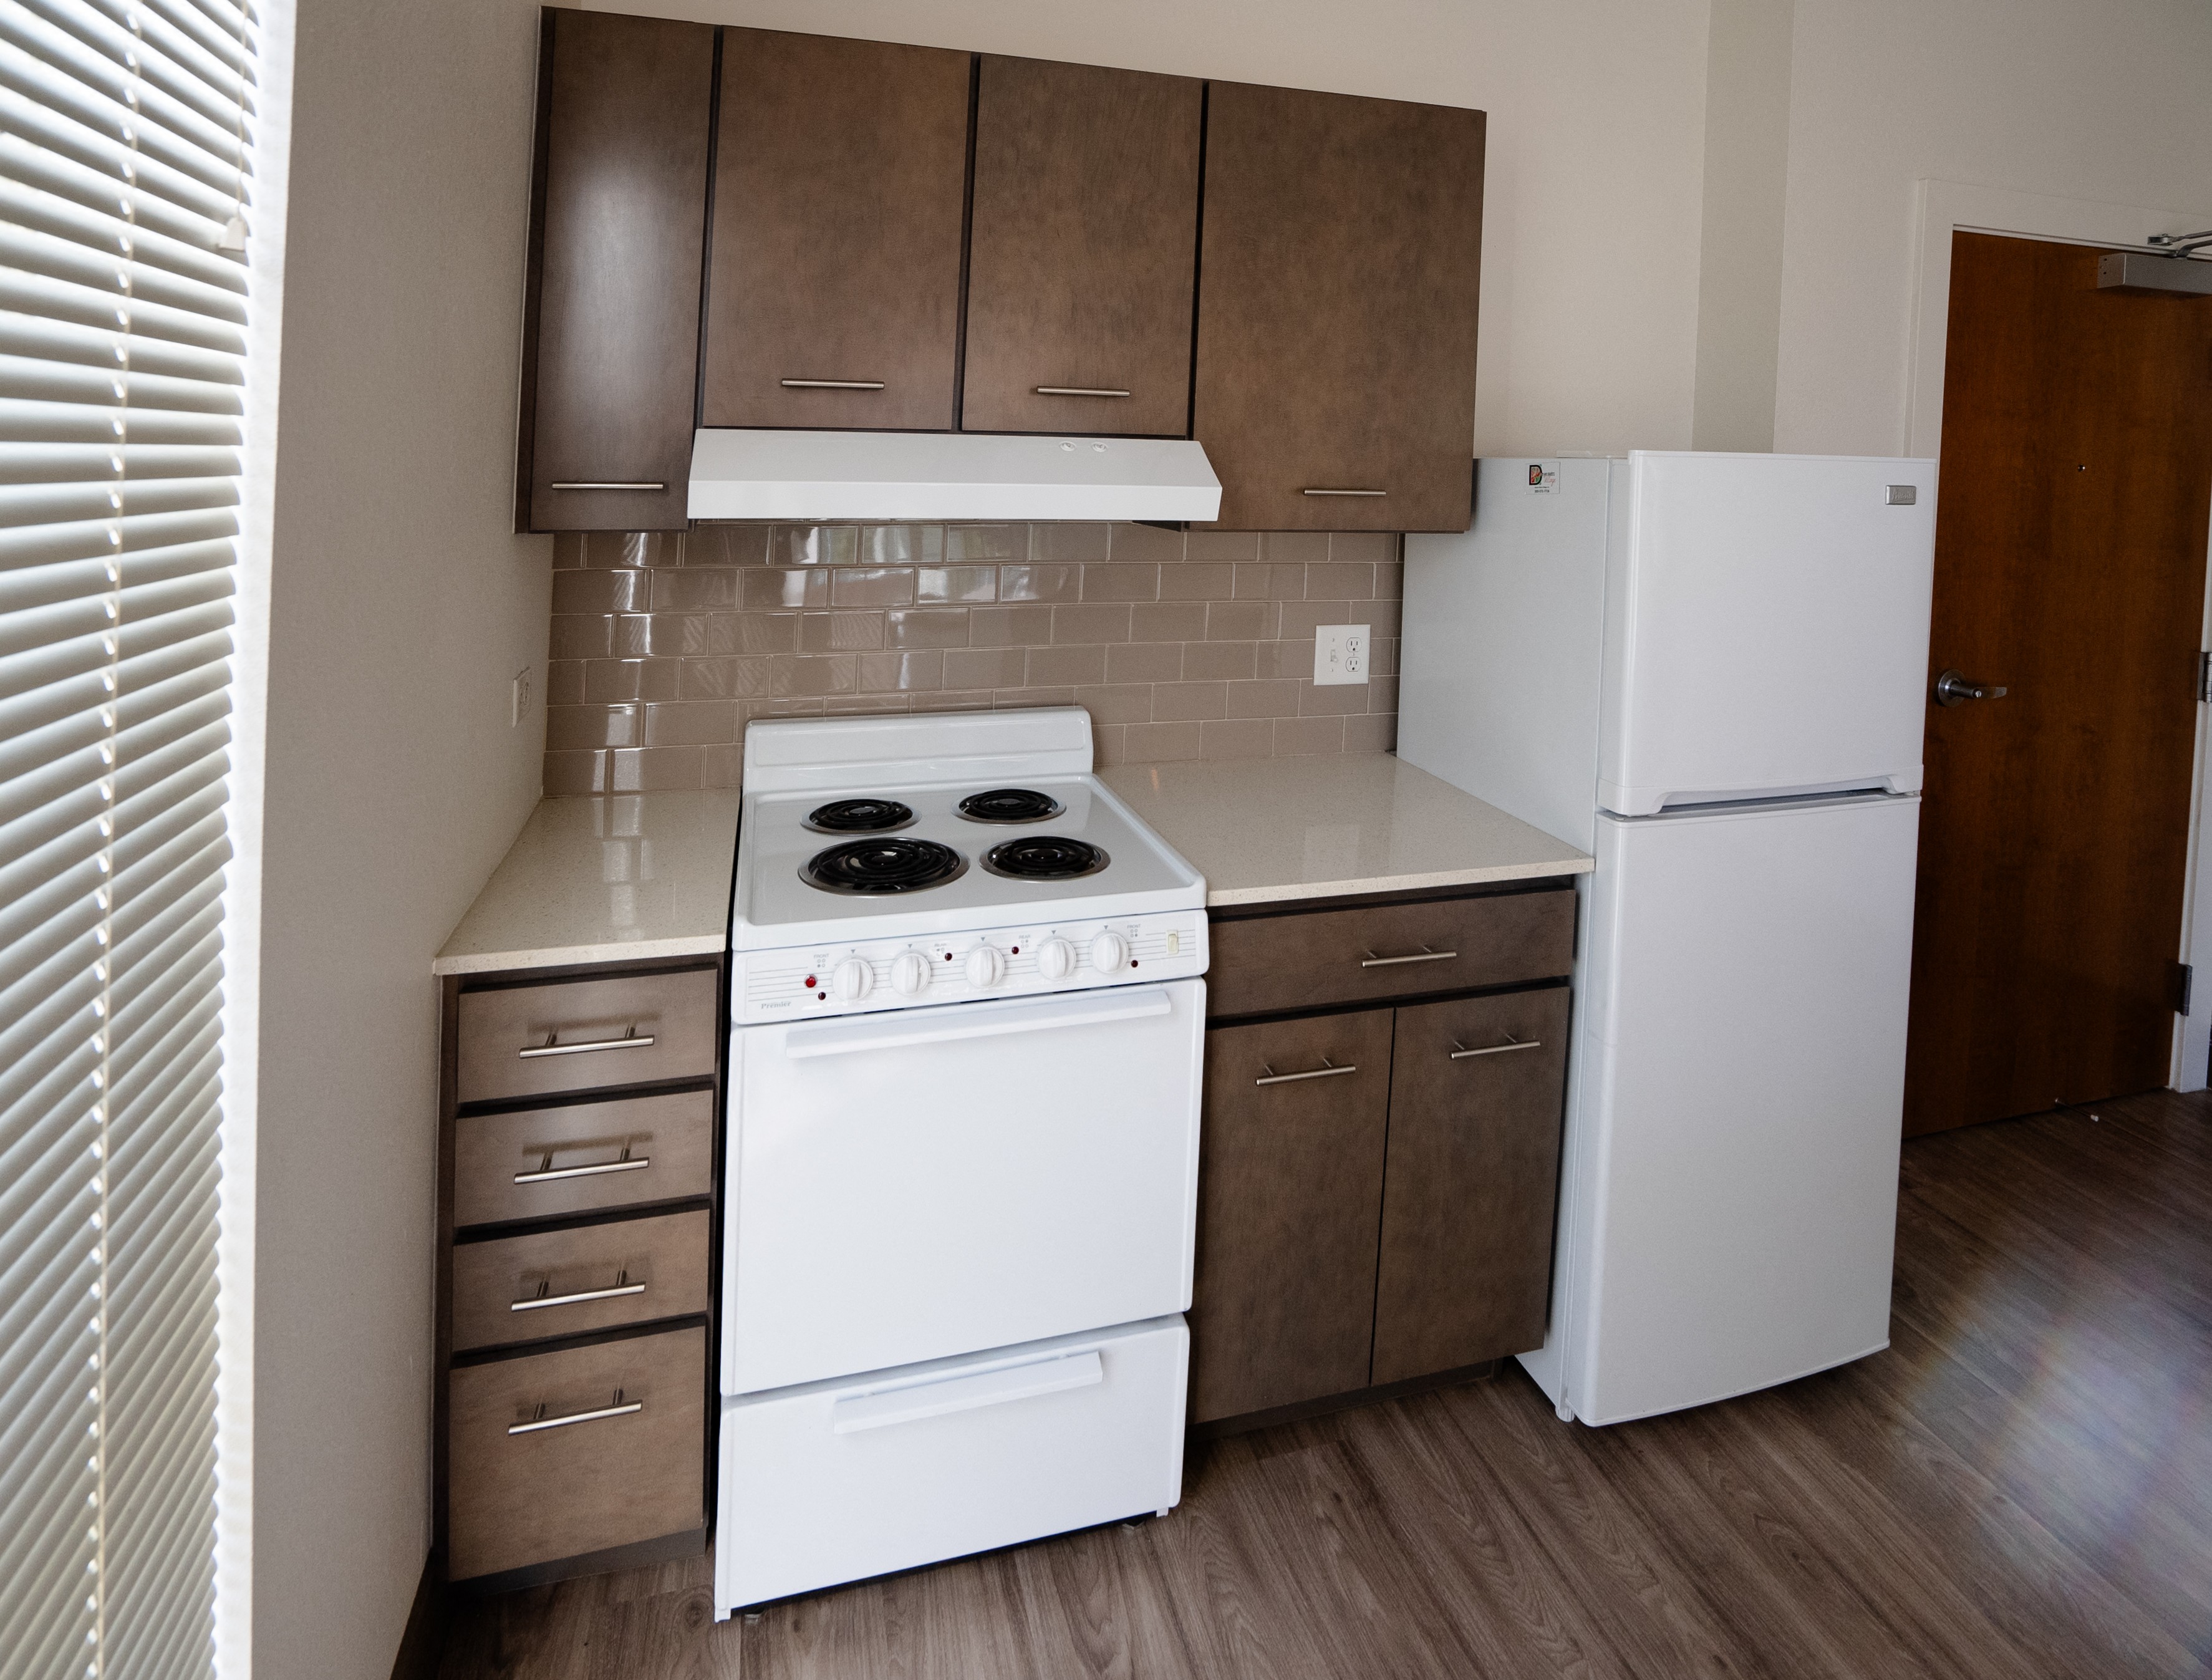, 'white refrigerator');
1399,453,1937,1426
